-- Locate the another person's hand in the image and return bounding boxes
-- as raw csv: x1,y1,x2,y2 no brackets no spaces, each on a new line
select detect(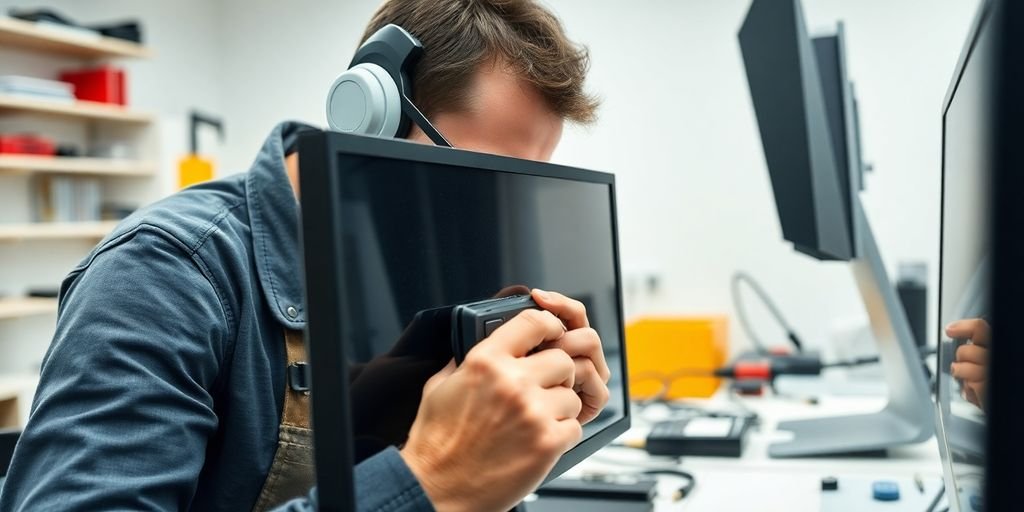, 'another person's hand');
530,289,611,424
946,318,991,409
400,307,583,512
